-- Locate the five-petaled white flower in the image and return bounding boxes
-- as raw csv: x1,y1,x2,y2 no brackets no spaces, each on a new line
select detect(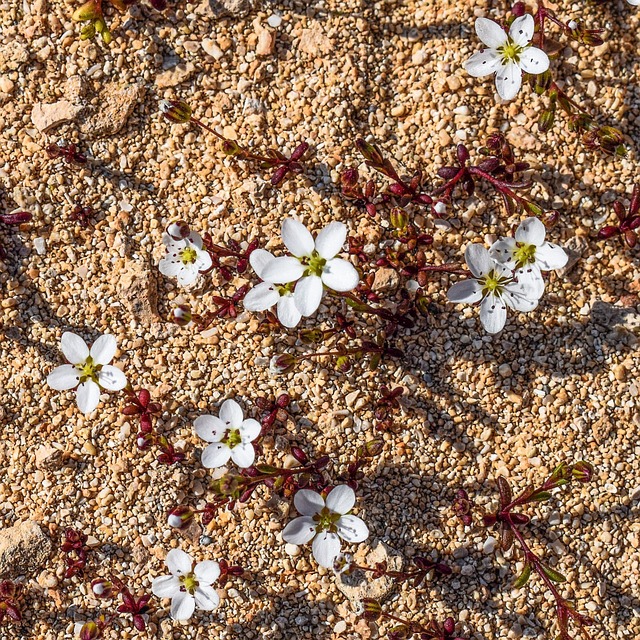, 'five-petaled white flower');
151,549,220,621
489,217,568,298
194,399,261,469
159,230,212,287
242,249,302,328
464,15,550,101
47,332,127,414
447,244,539,334
258,219,359,319
282,485,369,568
